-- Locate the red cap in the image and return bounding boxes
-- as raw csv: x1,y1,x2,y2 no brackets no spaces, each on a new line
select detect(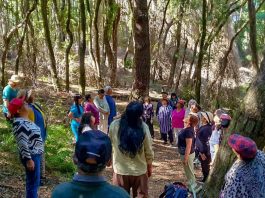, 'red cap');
8,98,24,115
